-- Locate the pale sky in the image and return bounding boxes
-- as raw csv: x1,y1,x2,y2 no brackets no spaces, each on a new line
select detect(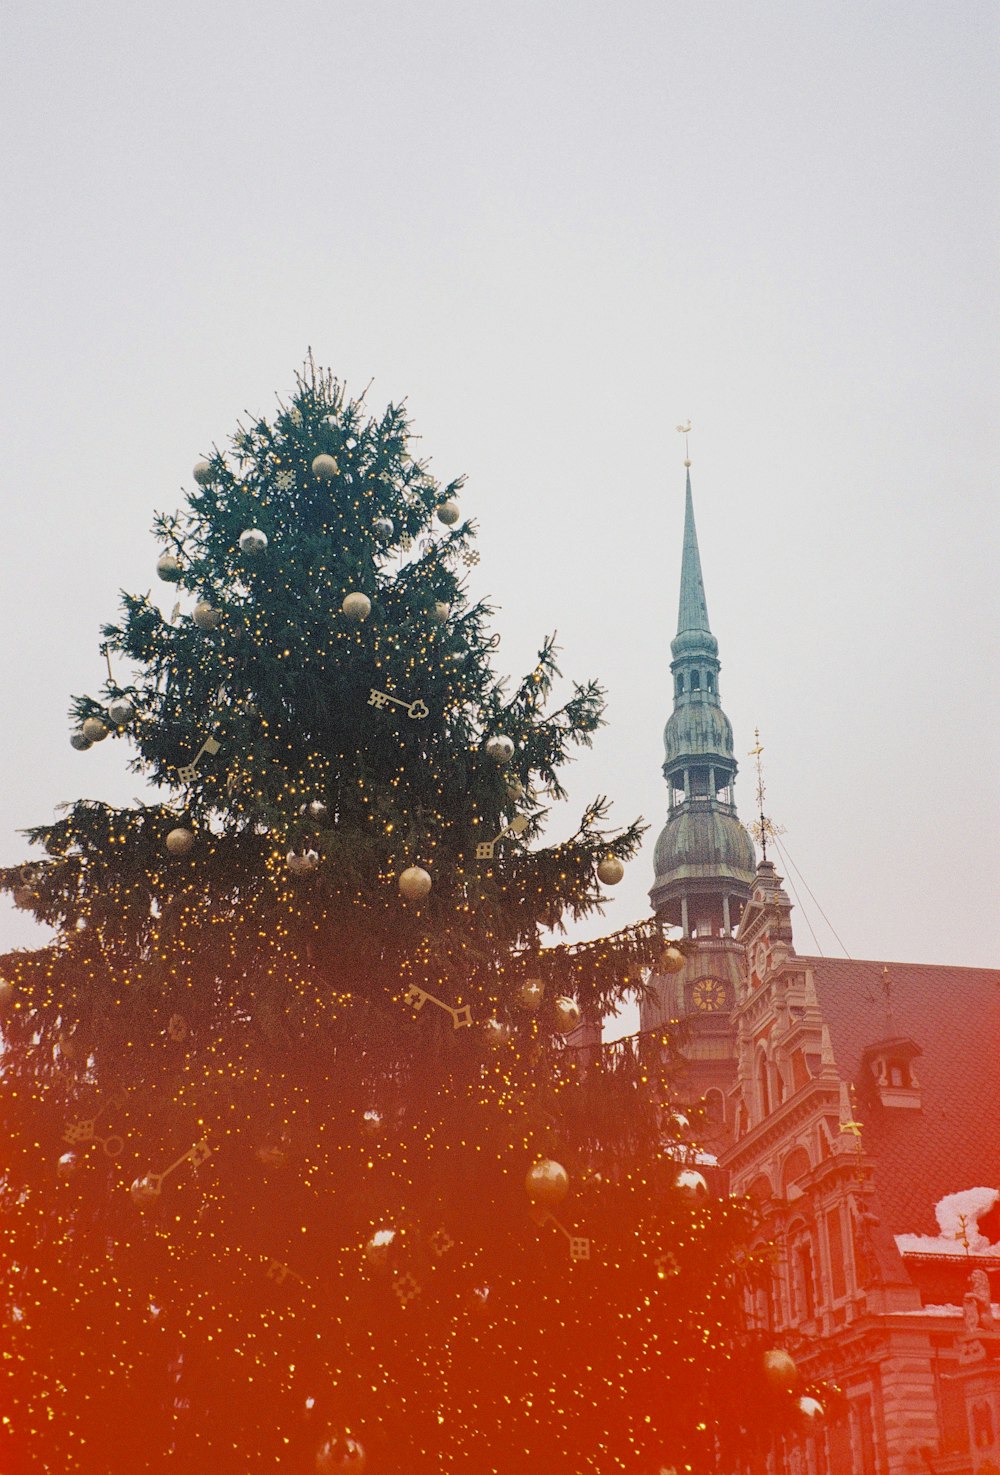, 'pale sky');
2,3,997,1037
